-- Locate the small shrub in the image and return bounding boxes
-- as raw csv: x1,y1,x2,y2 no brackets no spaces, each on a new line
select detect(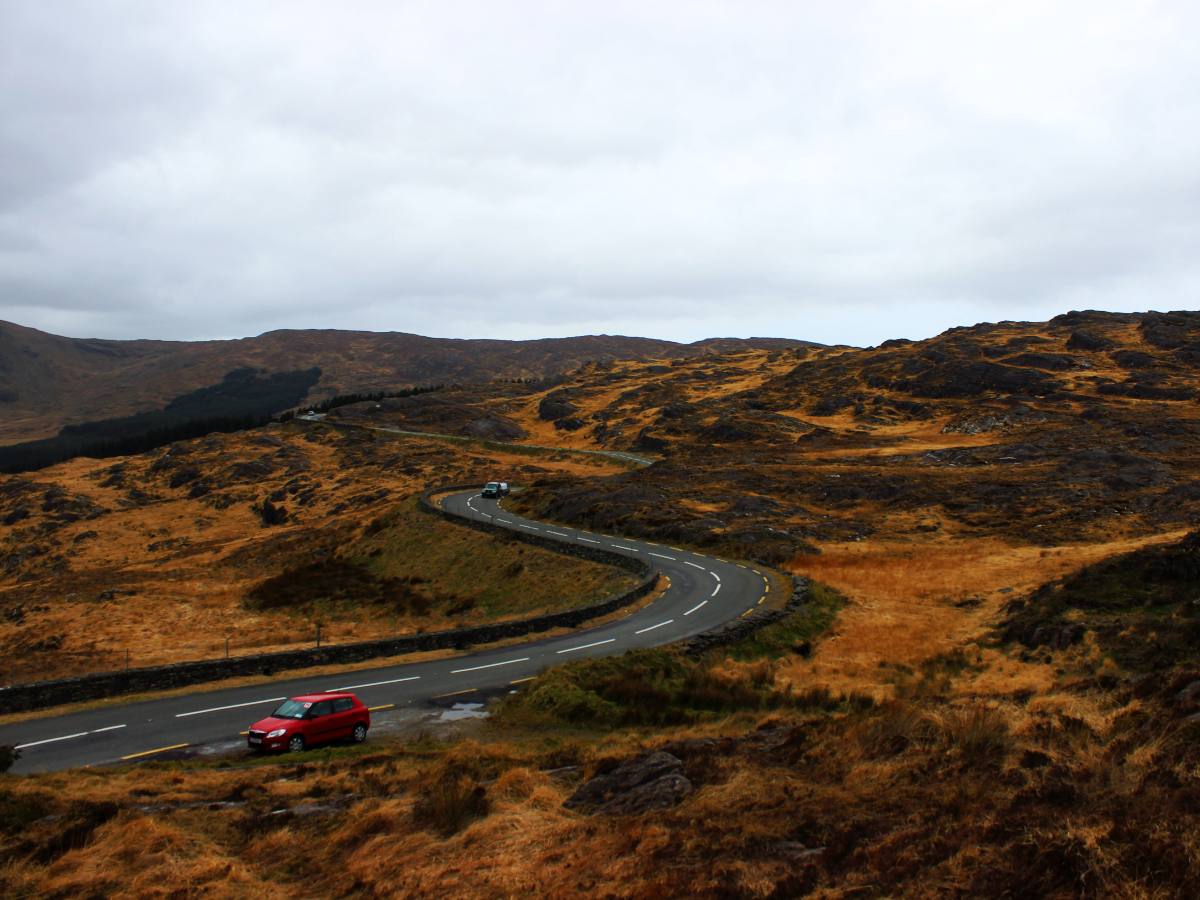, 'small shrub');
855,701,939,757
411,770,490,837
0,746,20,774
0,788,46,832
444,595,476,616
792,686,841,711
940,705,1014,766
